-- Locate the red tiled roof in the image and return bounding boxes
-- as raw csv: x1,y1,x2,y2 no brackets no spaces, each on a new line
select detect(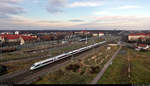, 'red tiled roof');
0,34,37,41
21,35,37,41
138,44,147,47
146,34,150,36
129,33,150,36
99,32,104,34
39,35,51,40
0,34,20,39
139,37,145,39
129,33,146,36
